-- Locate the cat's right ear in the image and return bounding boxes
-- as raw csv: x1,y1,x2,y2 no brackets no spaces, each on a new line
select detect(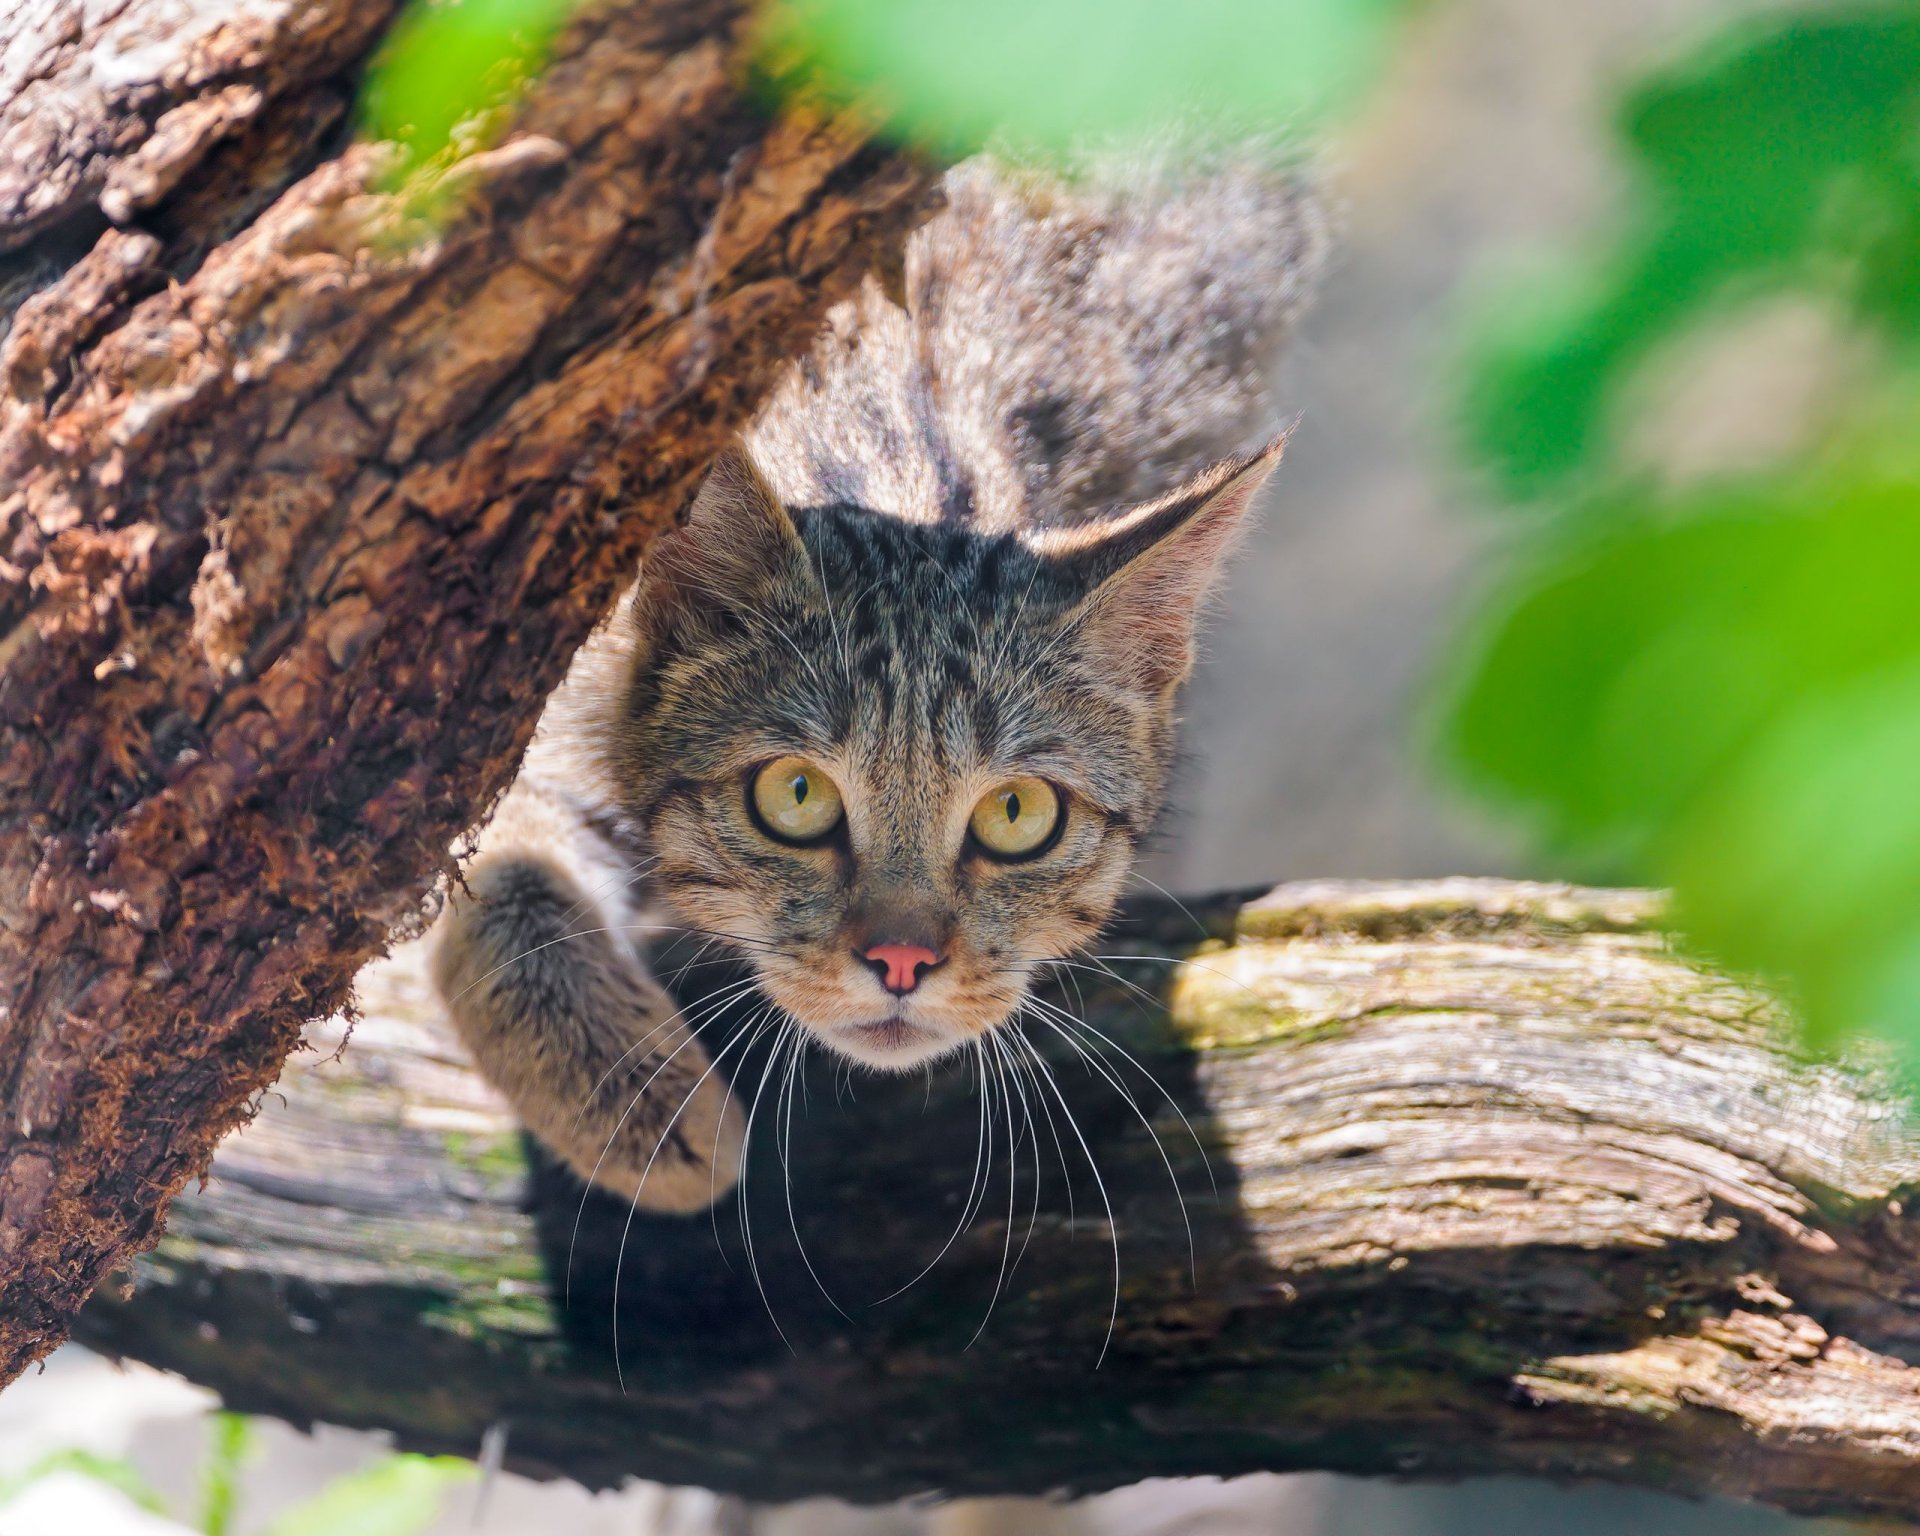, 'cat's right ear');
636,443,810,638
1031,432,1287,698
